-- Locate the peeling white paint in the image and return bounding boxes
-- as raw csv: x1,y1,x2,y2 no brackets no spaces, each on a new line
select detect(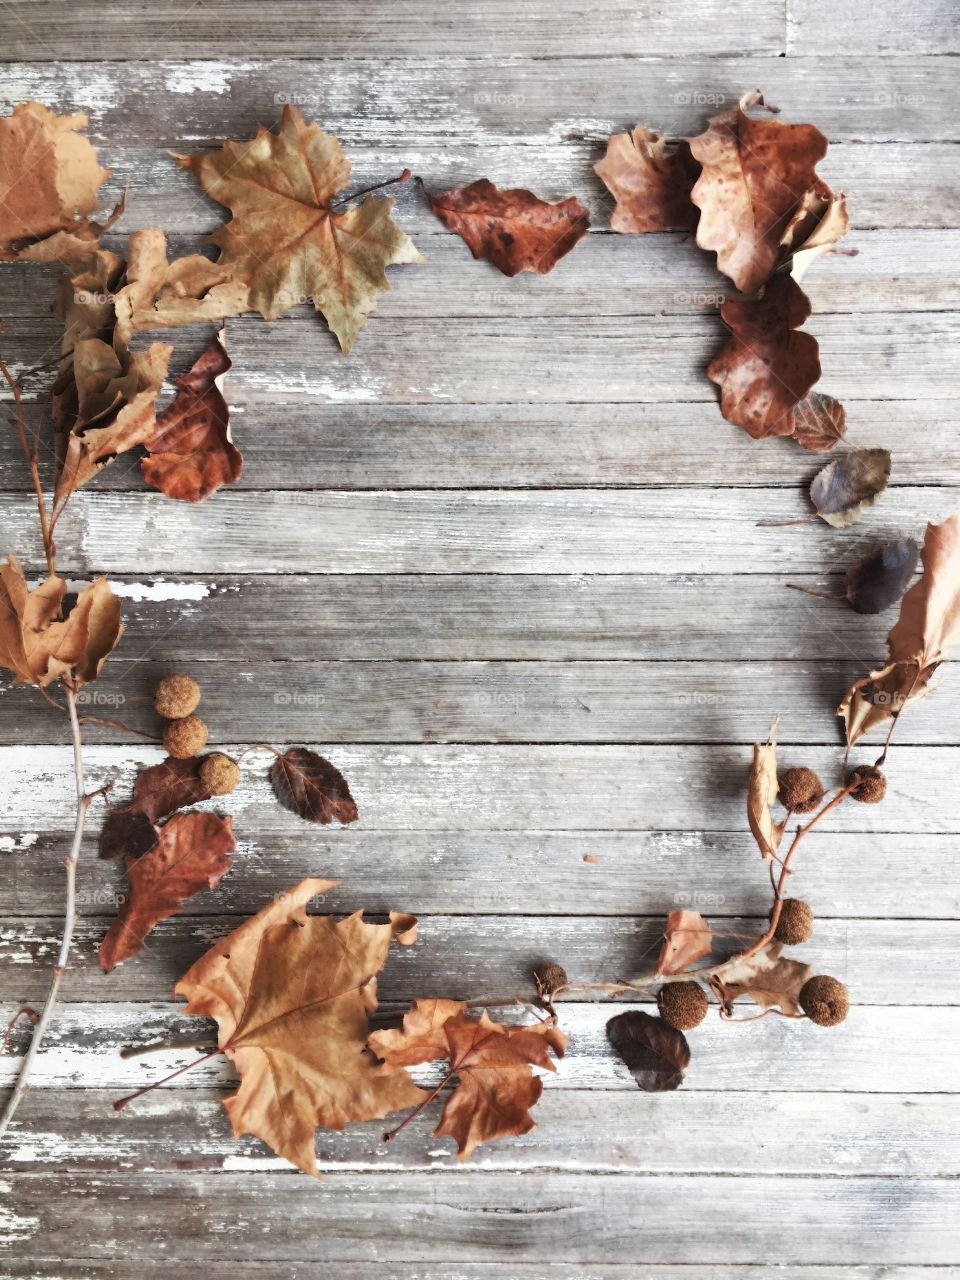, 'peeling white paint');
0,1180,38,1243
161,62,248,96
0,832,39,852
